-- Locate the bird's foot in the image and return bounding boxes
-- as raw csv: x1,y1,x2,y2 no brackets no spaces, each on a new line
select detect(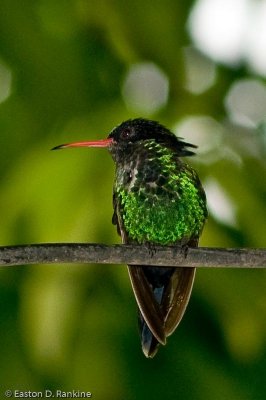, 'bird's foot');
145,242,157,258
181,243,189,259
